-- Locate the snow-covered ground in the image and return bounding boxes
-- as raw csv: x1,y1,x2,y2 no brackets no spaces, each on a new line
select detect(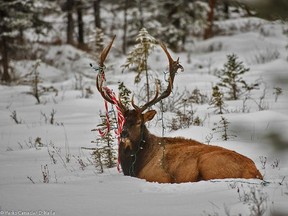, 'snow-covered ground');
1,17,288,216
